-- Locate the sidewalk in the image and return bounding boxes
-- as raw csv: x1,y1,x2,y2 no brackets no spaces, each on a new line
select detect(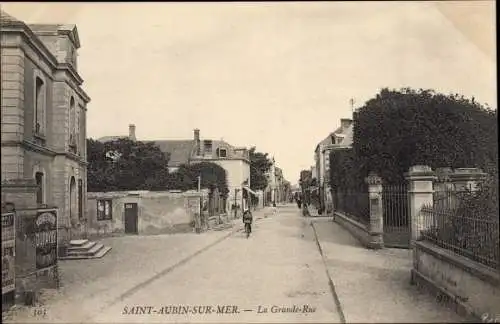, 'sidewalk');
311,219,467,323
